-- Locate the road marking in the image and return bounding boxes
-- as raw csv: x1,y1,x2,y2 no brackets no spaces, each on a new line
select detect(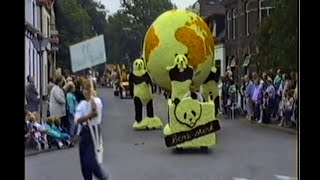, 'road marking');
233,177,255,180
274,174,297,180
